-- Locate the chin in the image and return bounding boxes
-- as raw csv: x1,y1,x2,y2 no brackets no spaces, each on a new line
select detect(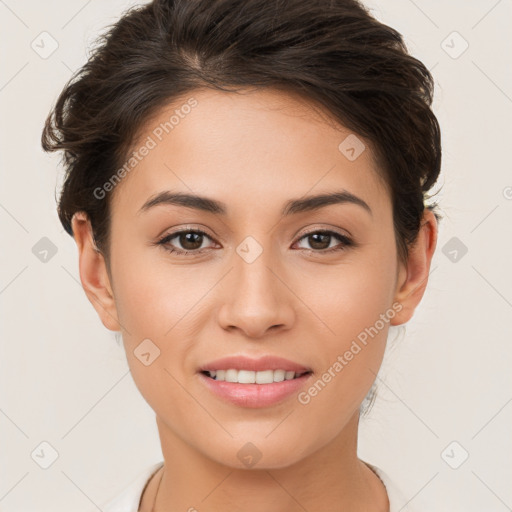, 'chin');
201,434,313,471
